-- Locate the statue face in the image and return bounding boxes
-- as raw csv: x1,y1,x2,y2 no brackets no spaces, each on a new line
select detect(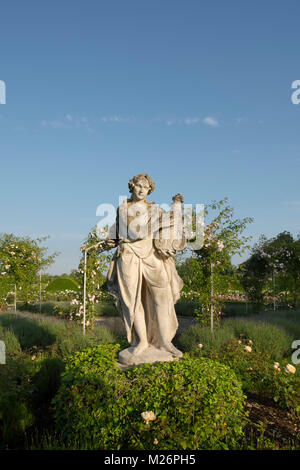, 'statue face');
132,178,150,201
